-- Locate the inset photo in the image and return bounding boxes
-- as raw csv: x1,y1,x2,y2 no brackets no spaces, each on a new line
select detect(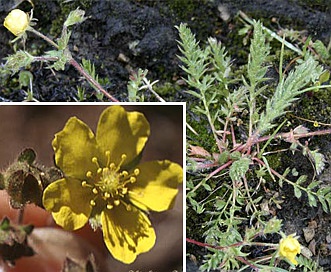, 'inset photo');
0,103,184,272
